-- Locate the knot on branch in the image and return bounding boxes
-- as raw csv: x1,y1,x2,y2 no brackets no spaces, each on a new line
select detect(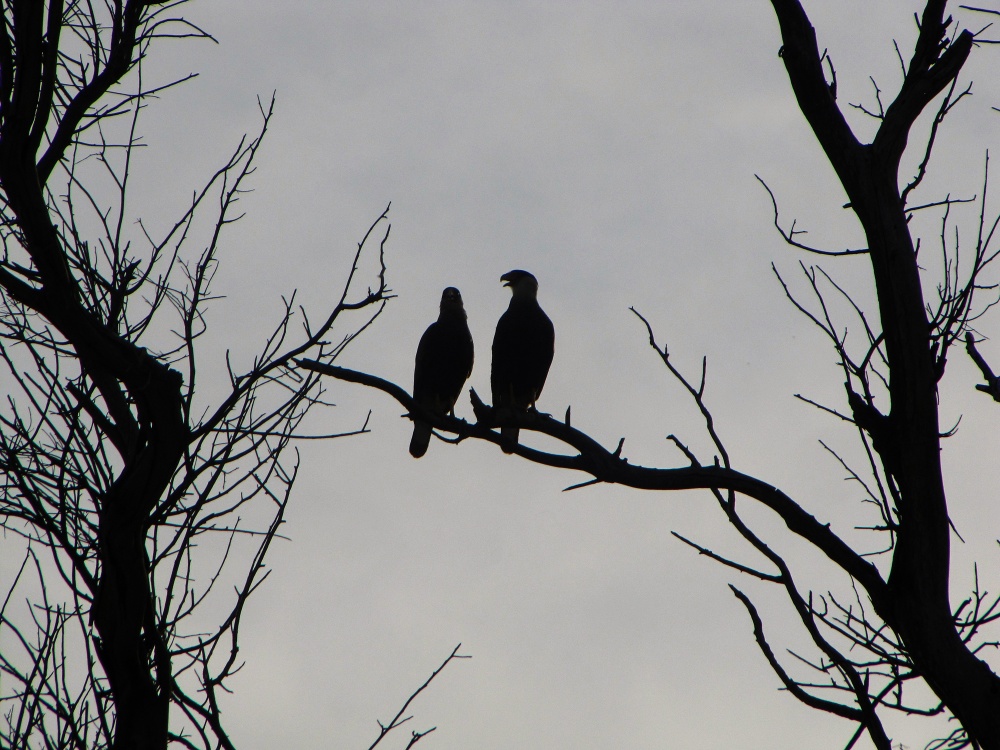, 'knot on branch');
929,342,947,384
965,332,1000,402
847,388,898,474
469,387,546,431
470,388,493,424
469,387,554,454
